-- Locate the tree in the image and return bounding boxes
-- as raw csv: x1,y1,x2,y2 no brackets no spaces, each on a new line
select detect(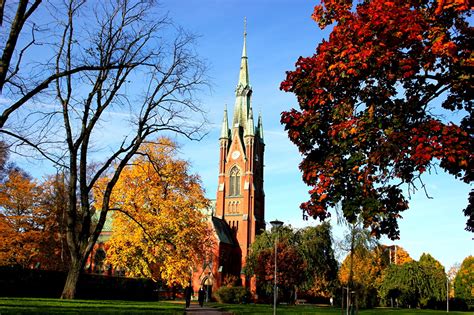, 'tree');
0,168,41,267
0,0,140,129
245,223,338,302
454,255,474,304
0,0,42,98
280,0,473,239
2,0,207,298
35,174,70,271
447,263,460,298
298,222,339,298
0,141,8,180
95,138,214,287
253,240,307,303
0,168,70,270
338,222,378,309
418,253,447,307
380,255,447,308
